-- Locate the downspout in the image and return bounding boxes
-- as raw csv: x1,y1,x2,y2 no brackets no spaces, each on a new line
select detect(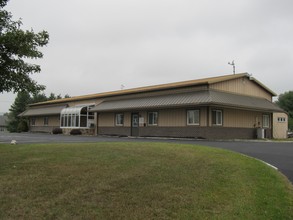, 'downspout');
207,106,210,127
95,112,98,136
270,112,273,139
207,84,210,127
